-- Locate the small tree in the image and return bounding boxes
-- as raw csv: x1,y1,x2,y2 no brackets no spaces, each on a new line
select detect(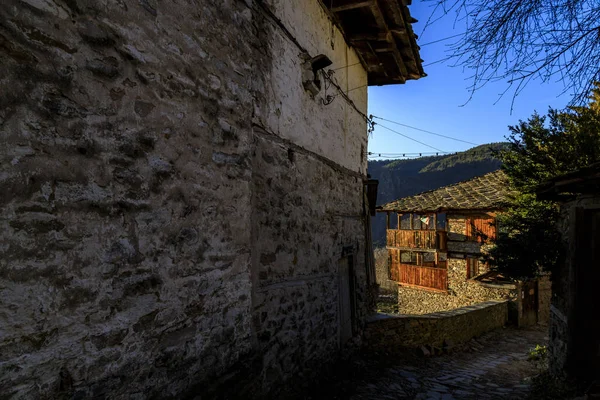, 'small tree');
487,84,600,278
